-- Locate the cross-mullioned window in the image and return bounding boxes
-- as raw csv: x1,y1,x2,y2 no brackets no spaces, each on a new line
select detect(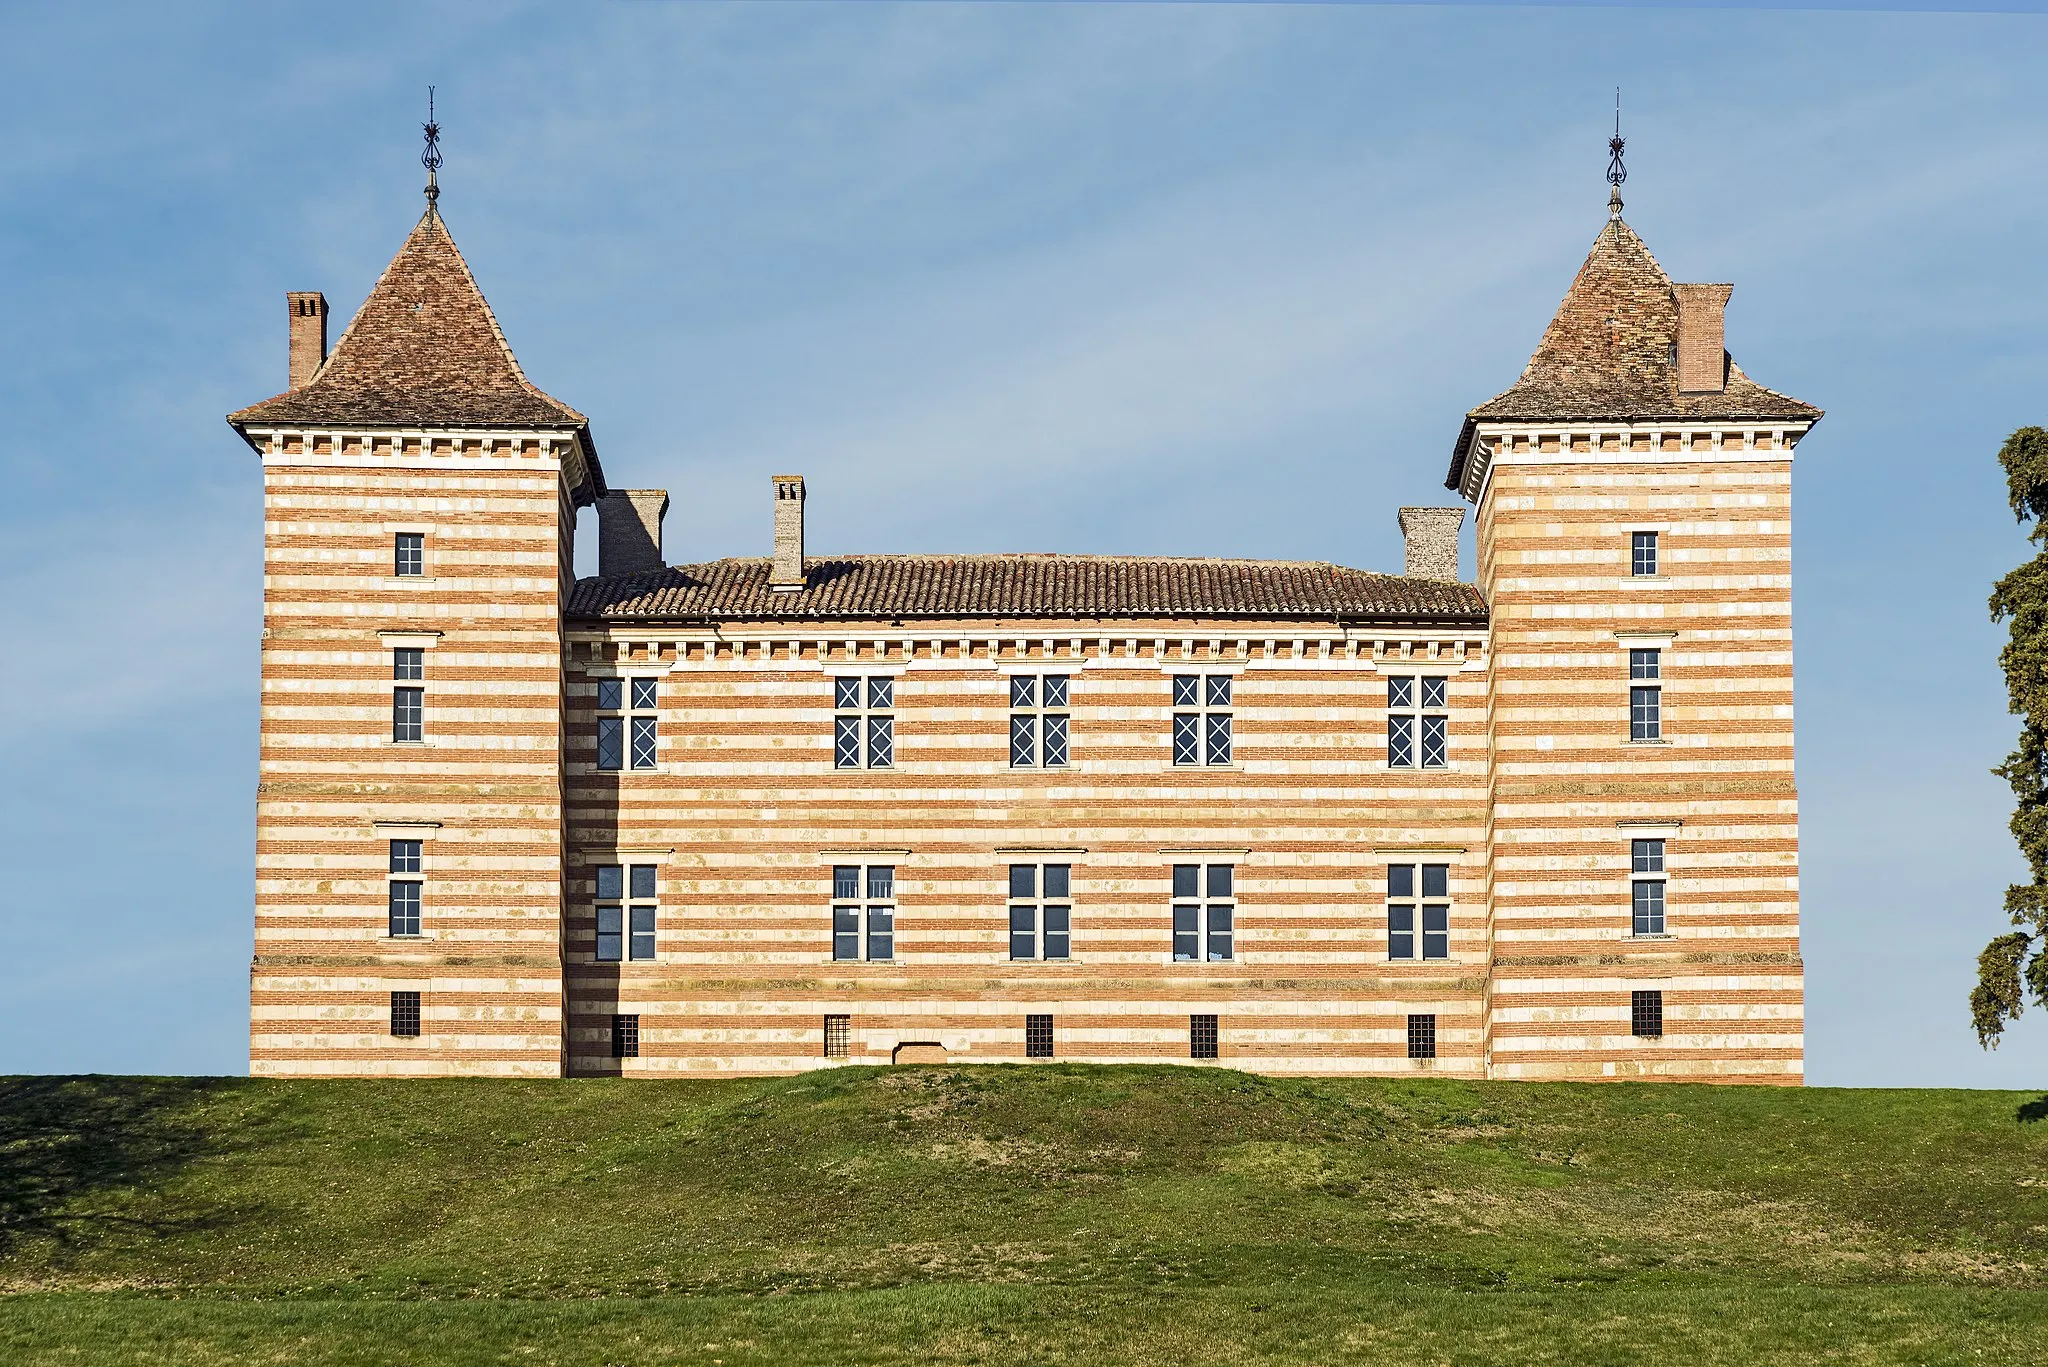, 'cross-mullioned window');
833,678,895,770
1387,863,1449,960
594,864,658,962
597,677,659,771
1008,864,1072,960
1632,531,1659,576
832,865,895,961
1387,675,1448,769
1009,674,1070,769
388,839,422,937
1631,839,1667,935
392,686,423,743
1629,649,1662,740
1172,675,1233,766
1172,864,1234,962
